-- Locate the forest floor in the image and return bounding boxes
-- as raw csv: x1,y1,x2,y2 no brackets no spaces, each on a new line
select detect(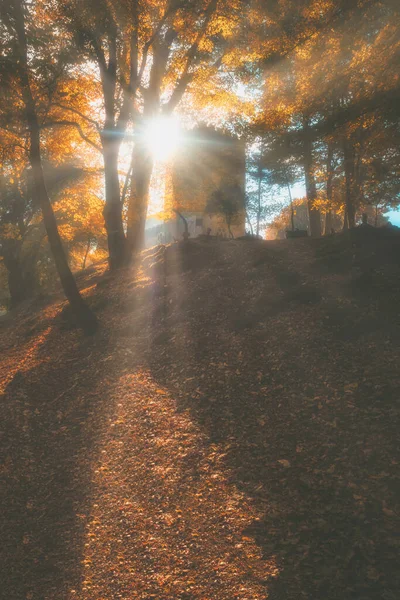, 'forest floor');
1,230,399,600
